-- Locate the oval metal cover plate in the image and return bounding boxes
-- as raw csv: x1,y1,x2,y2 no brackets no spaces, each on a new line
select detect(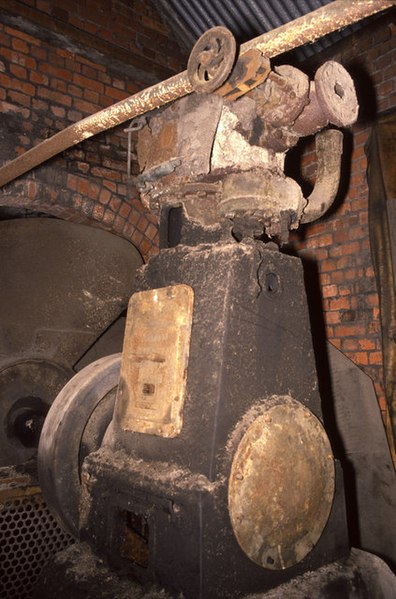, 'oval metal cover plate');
228,396,335,570
115,285,194,438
